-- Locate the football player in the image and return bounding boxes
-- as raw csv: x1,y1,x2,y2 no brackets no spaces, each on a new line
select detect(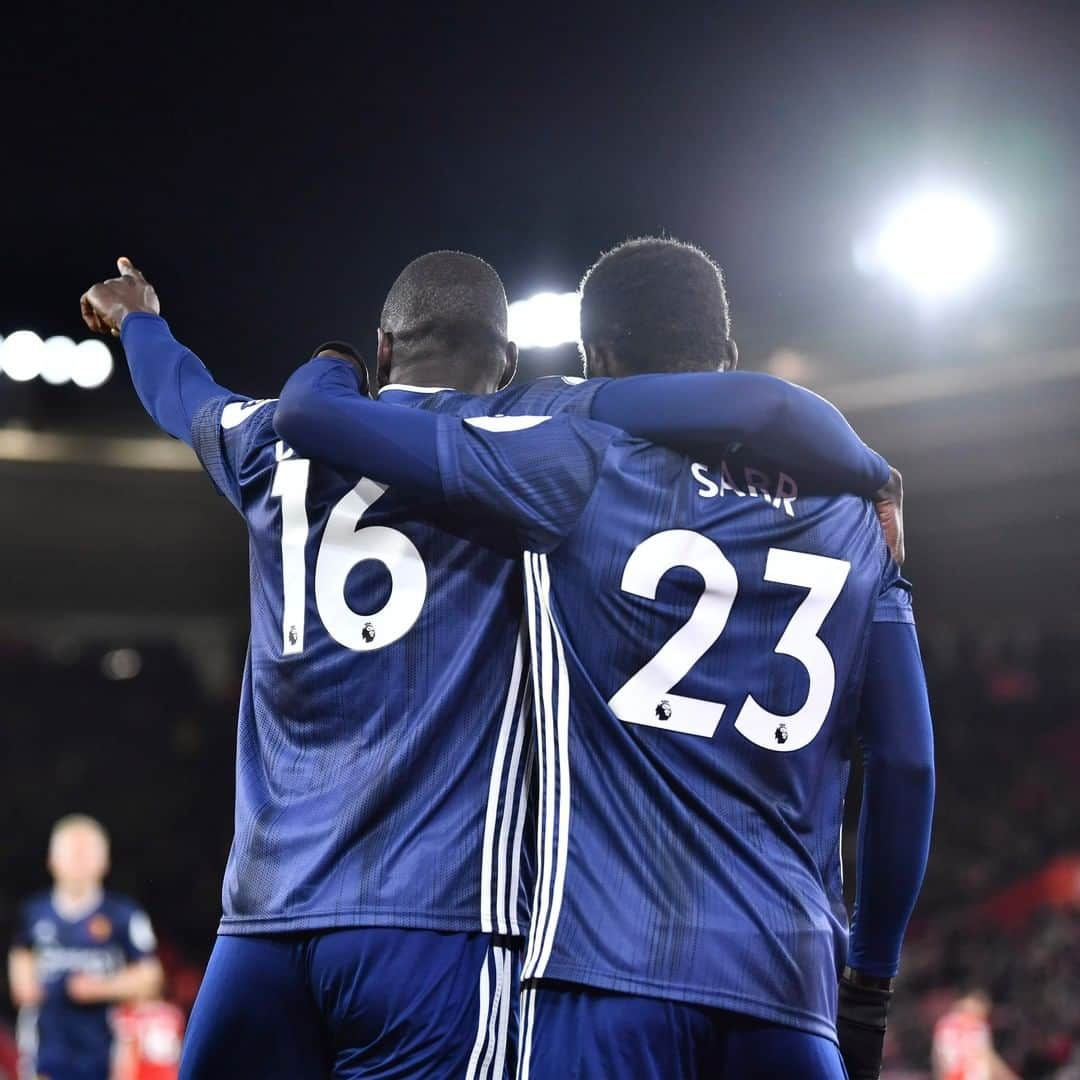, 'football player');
9,816,162,1080
271,238,934,1079
81,250,898,1078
